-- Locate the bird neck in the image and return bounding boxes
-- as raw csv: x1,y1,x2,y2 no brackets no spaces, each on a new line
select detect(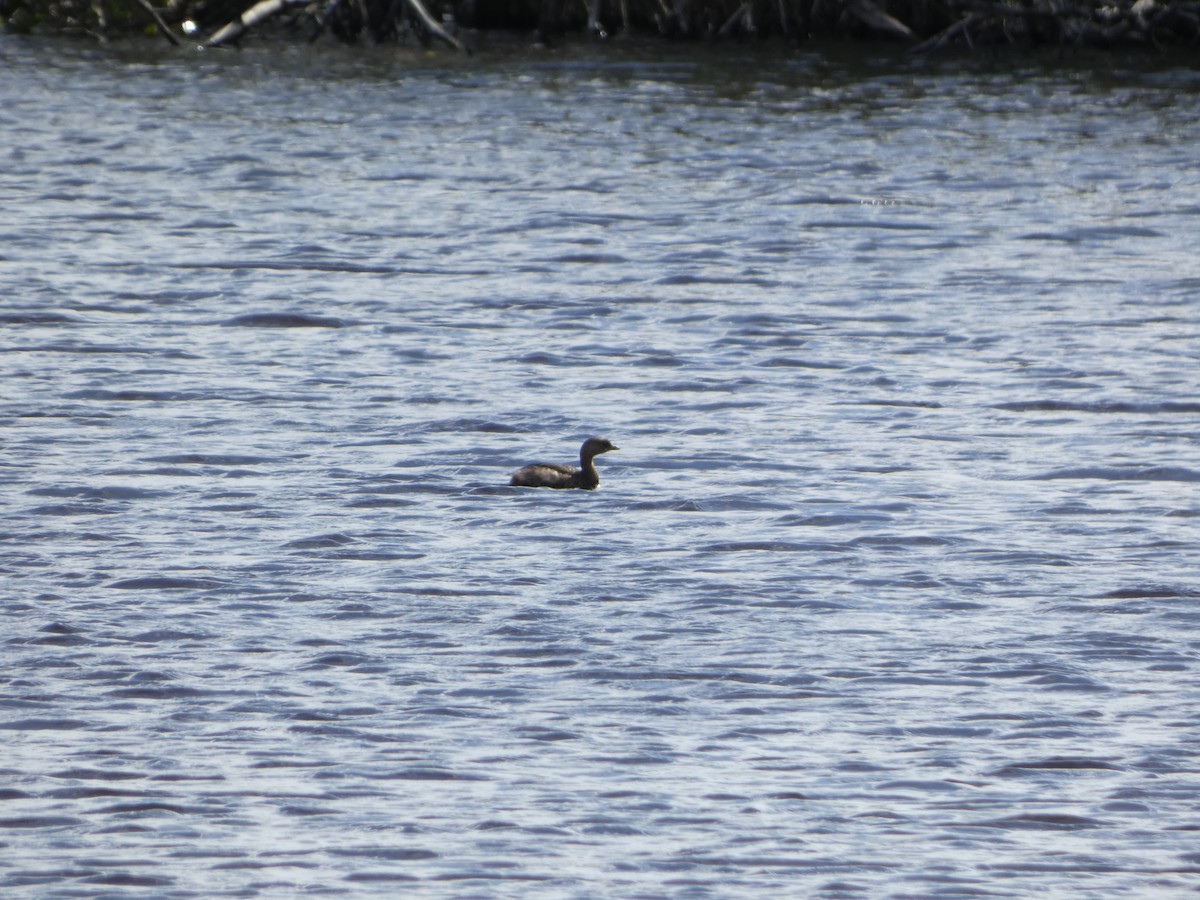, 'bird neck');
577,454,600,487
